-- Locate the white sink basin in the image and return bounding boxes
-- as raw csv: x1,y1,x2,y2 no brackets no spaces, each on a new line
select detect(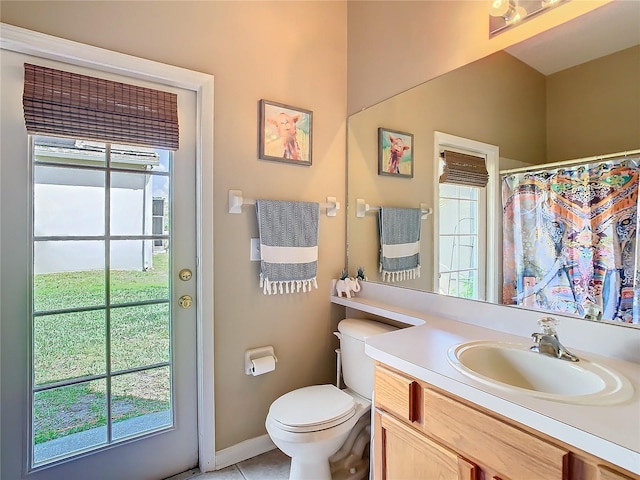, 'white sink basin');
448,341,634,405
